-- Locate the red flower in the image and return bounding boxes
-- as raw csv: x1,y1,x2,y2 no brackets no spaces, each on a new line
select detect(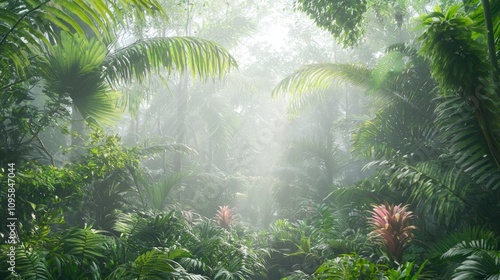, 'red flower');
216,205,235,229
368,203,416,263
